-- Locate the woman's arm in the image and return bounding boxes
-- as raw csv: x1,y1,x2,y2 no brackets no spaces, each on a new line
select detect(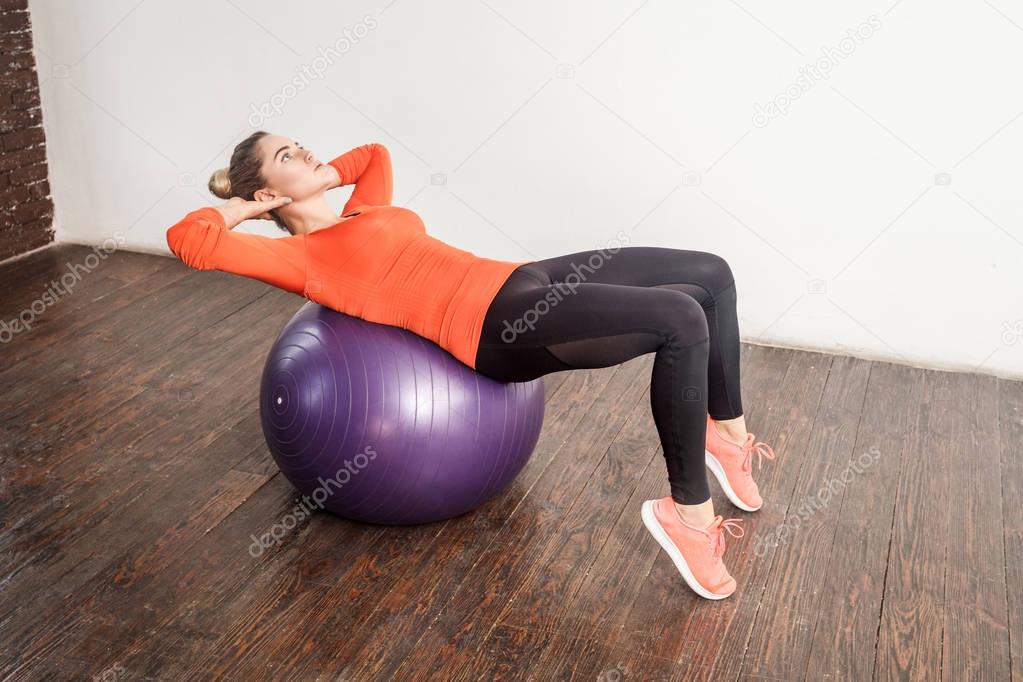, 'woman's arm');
326,143,393,215
166,204,306,294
